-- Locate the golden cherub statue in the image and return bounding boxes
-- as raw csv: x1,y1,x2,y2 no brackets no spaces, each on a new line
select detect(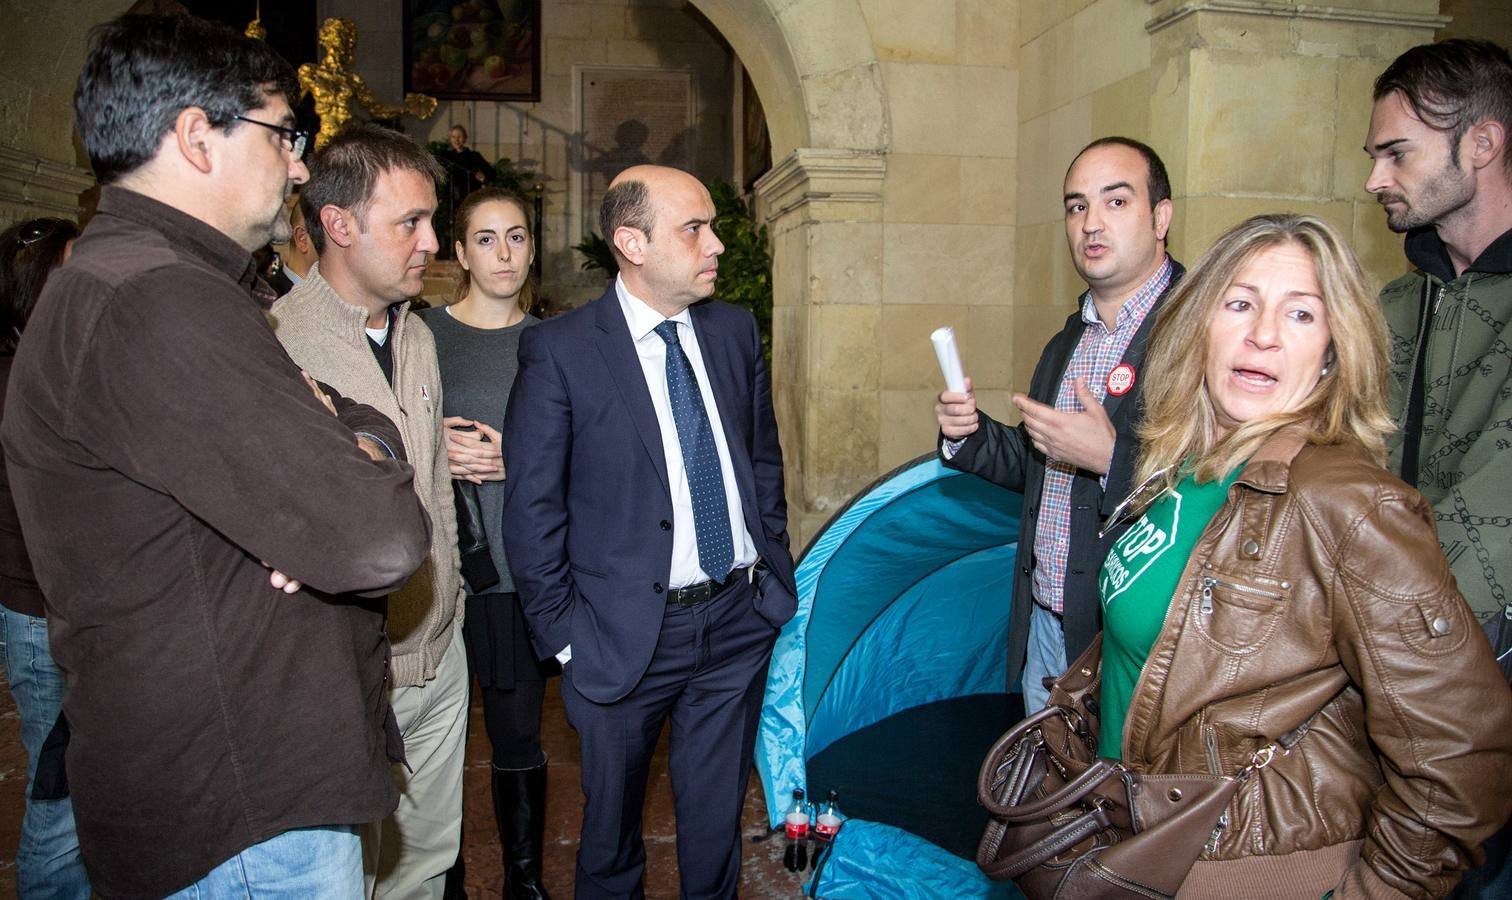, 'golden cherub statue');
299,17,437,151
